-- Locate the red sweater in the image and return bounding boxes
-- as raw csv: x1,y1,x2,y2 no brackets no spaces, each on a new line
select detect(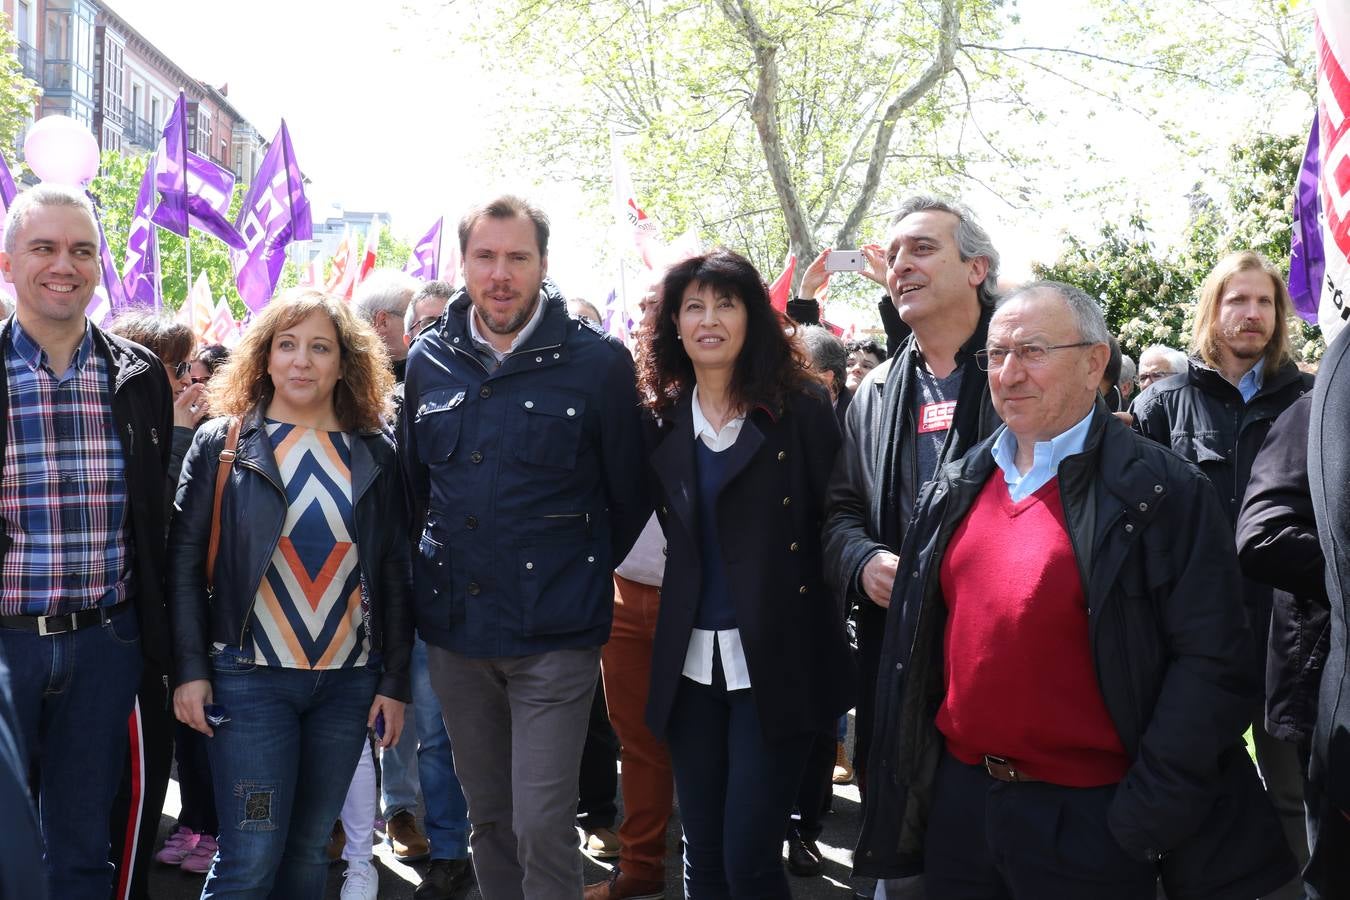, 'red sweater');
936,474,1130,787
